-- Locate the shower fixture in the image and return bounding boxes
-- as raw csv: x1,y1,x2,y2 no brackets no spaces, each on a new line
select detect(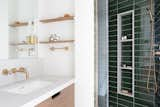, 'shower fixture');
146,0,158,94
146,8,154,22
